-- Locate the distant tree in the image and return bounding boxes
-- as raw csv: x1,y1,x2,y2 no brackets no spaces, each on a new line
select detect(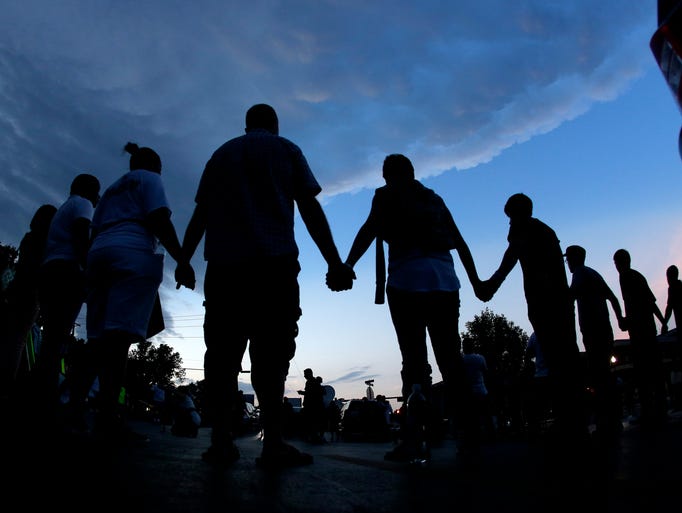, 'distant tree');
126,340,186,401
461,308,528,374
461,308,529,434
